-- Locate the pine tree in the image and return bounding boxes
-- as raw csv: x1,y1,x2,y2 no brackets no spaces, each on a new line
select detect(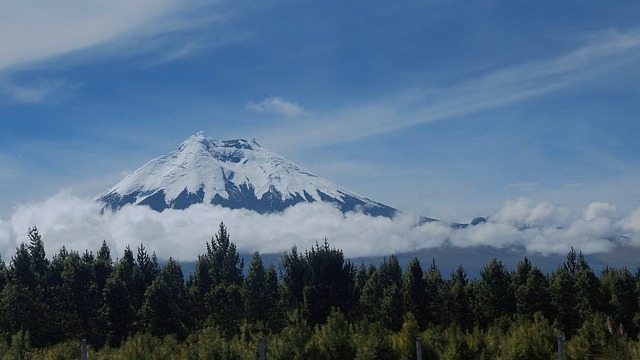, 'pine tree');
474,258,515,328
564,247,578,276
402,258,428,329
93,240,113,294
574,253,602,319
207,283,243,338
27,227,48,282
207,222,244,287
303,240,355,325
243,251,269,325
350,264,372,322
239,256,286,333
195,222,245,337
9,243,35,287
550,266,579,338
600,267,638,337
513,256,532,294
449,265,473,331
0,255,6,290
265,264,285,332
360,255,404,331
515,258,550,319
61,250,97,342
1,228,52,347
101,249,139,347
186,253,212,326
280,245,308,309
45,248,70,343
425,259,451,326
127,244,155,311
136,244,159,292
141,258,189,339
